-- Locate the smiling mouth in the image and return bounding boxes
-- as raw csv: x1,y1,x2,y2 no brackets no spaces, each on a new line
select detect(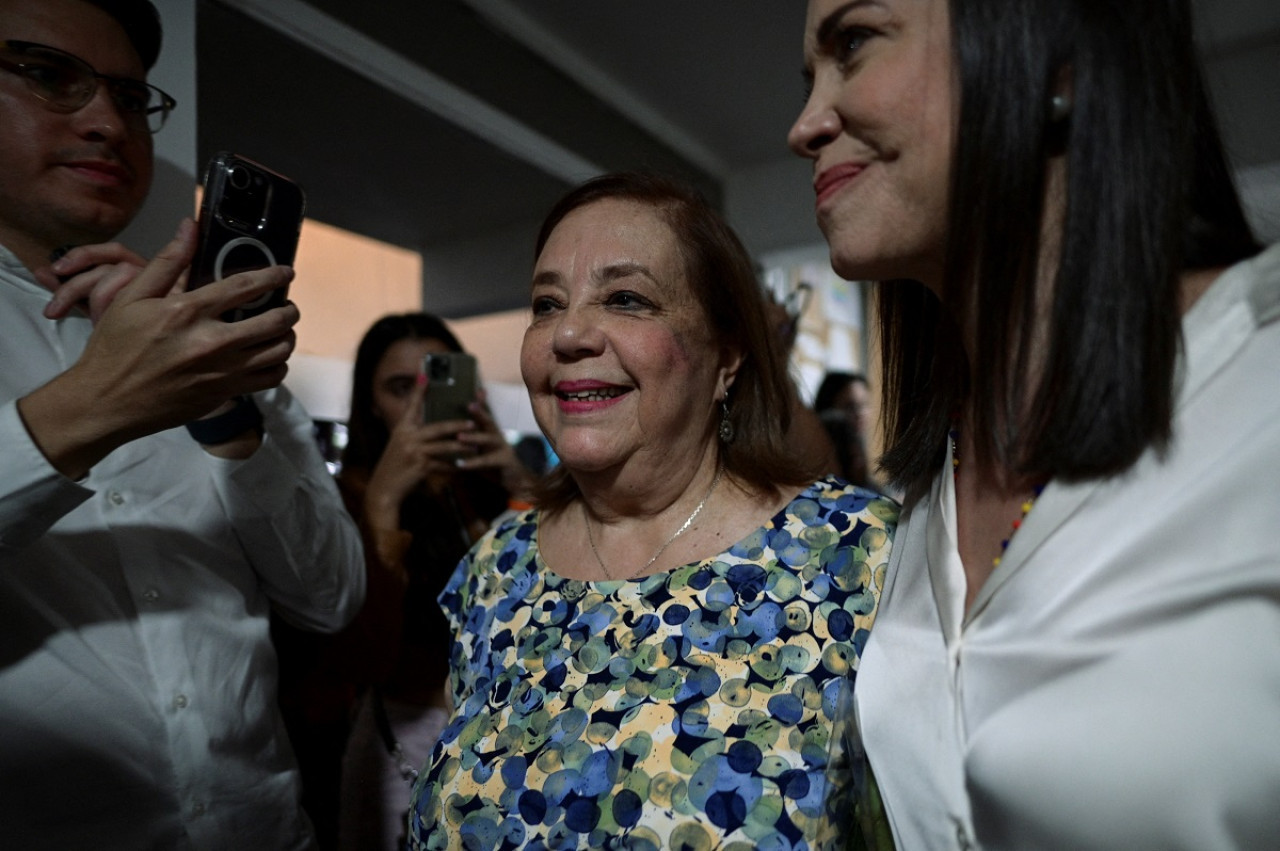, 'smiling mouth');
557,387,629,402
814,163,866,205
